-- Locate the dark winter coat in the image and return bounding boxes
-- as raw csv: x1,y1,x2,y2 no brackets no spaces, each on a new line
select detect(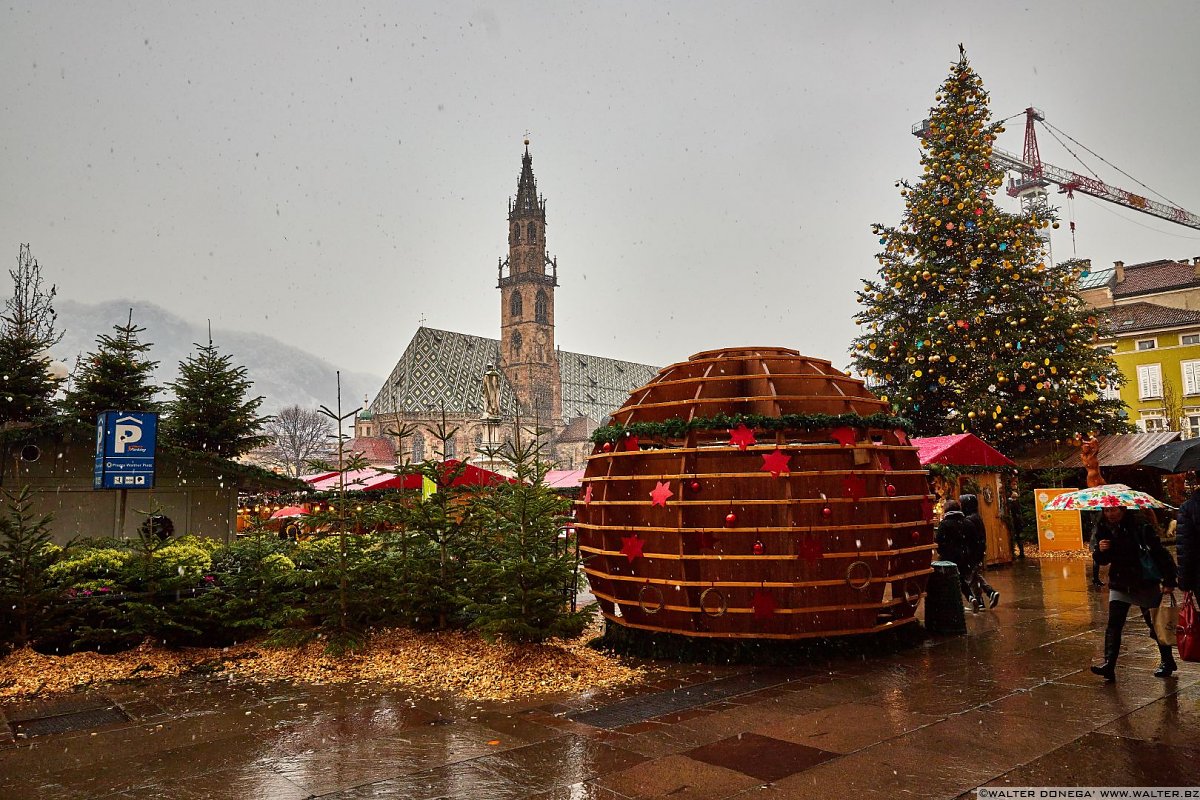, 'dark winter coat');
959,494,987,567
935,510,974,568
1090,512,1177,593
1176,490,1200,592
